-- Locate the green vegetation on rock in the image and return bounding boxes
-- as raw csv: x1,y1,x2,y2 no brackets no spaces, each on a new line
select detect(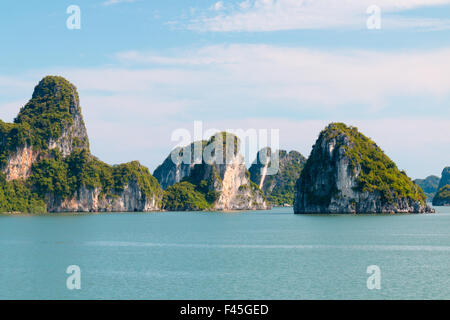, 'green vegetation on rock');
161,131,266,211
1,76,88,154
29,149,162,203
0,175,46,213
414,175,440,201
162,161,222,210
433,185,450,205
249,149,306,206
432,167,450,206
15,76,76,147
332,123,425,204
161,132,233,211
162,181,212,211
